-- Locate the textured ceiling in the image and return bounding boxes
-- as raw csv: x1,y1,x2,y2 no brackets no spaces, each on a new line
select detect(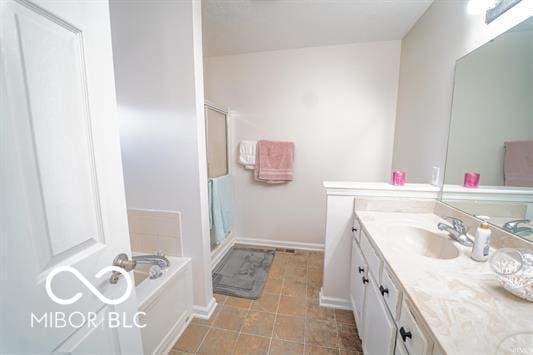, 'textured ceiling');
202,0,433,57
